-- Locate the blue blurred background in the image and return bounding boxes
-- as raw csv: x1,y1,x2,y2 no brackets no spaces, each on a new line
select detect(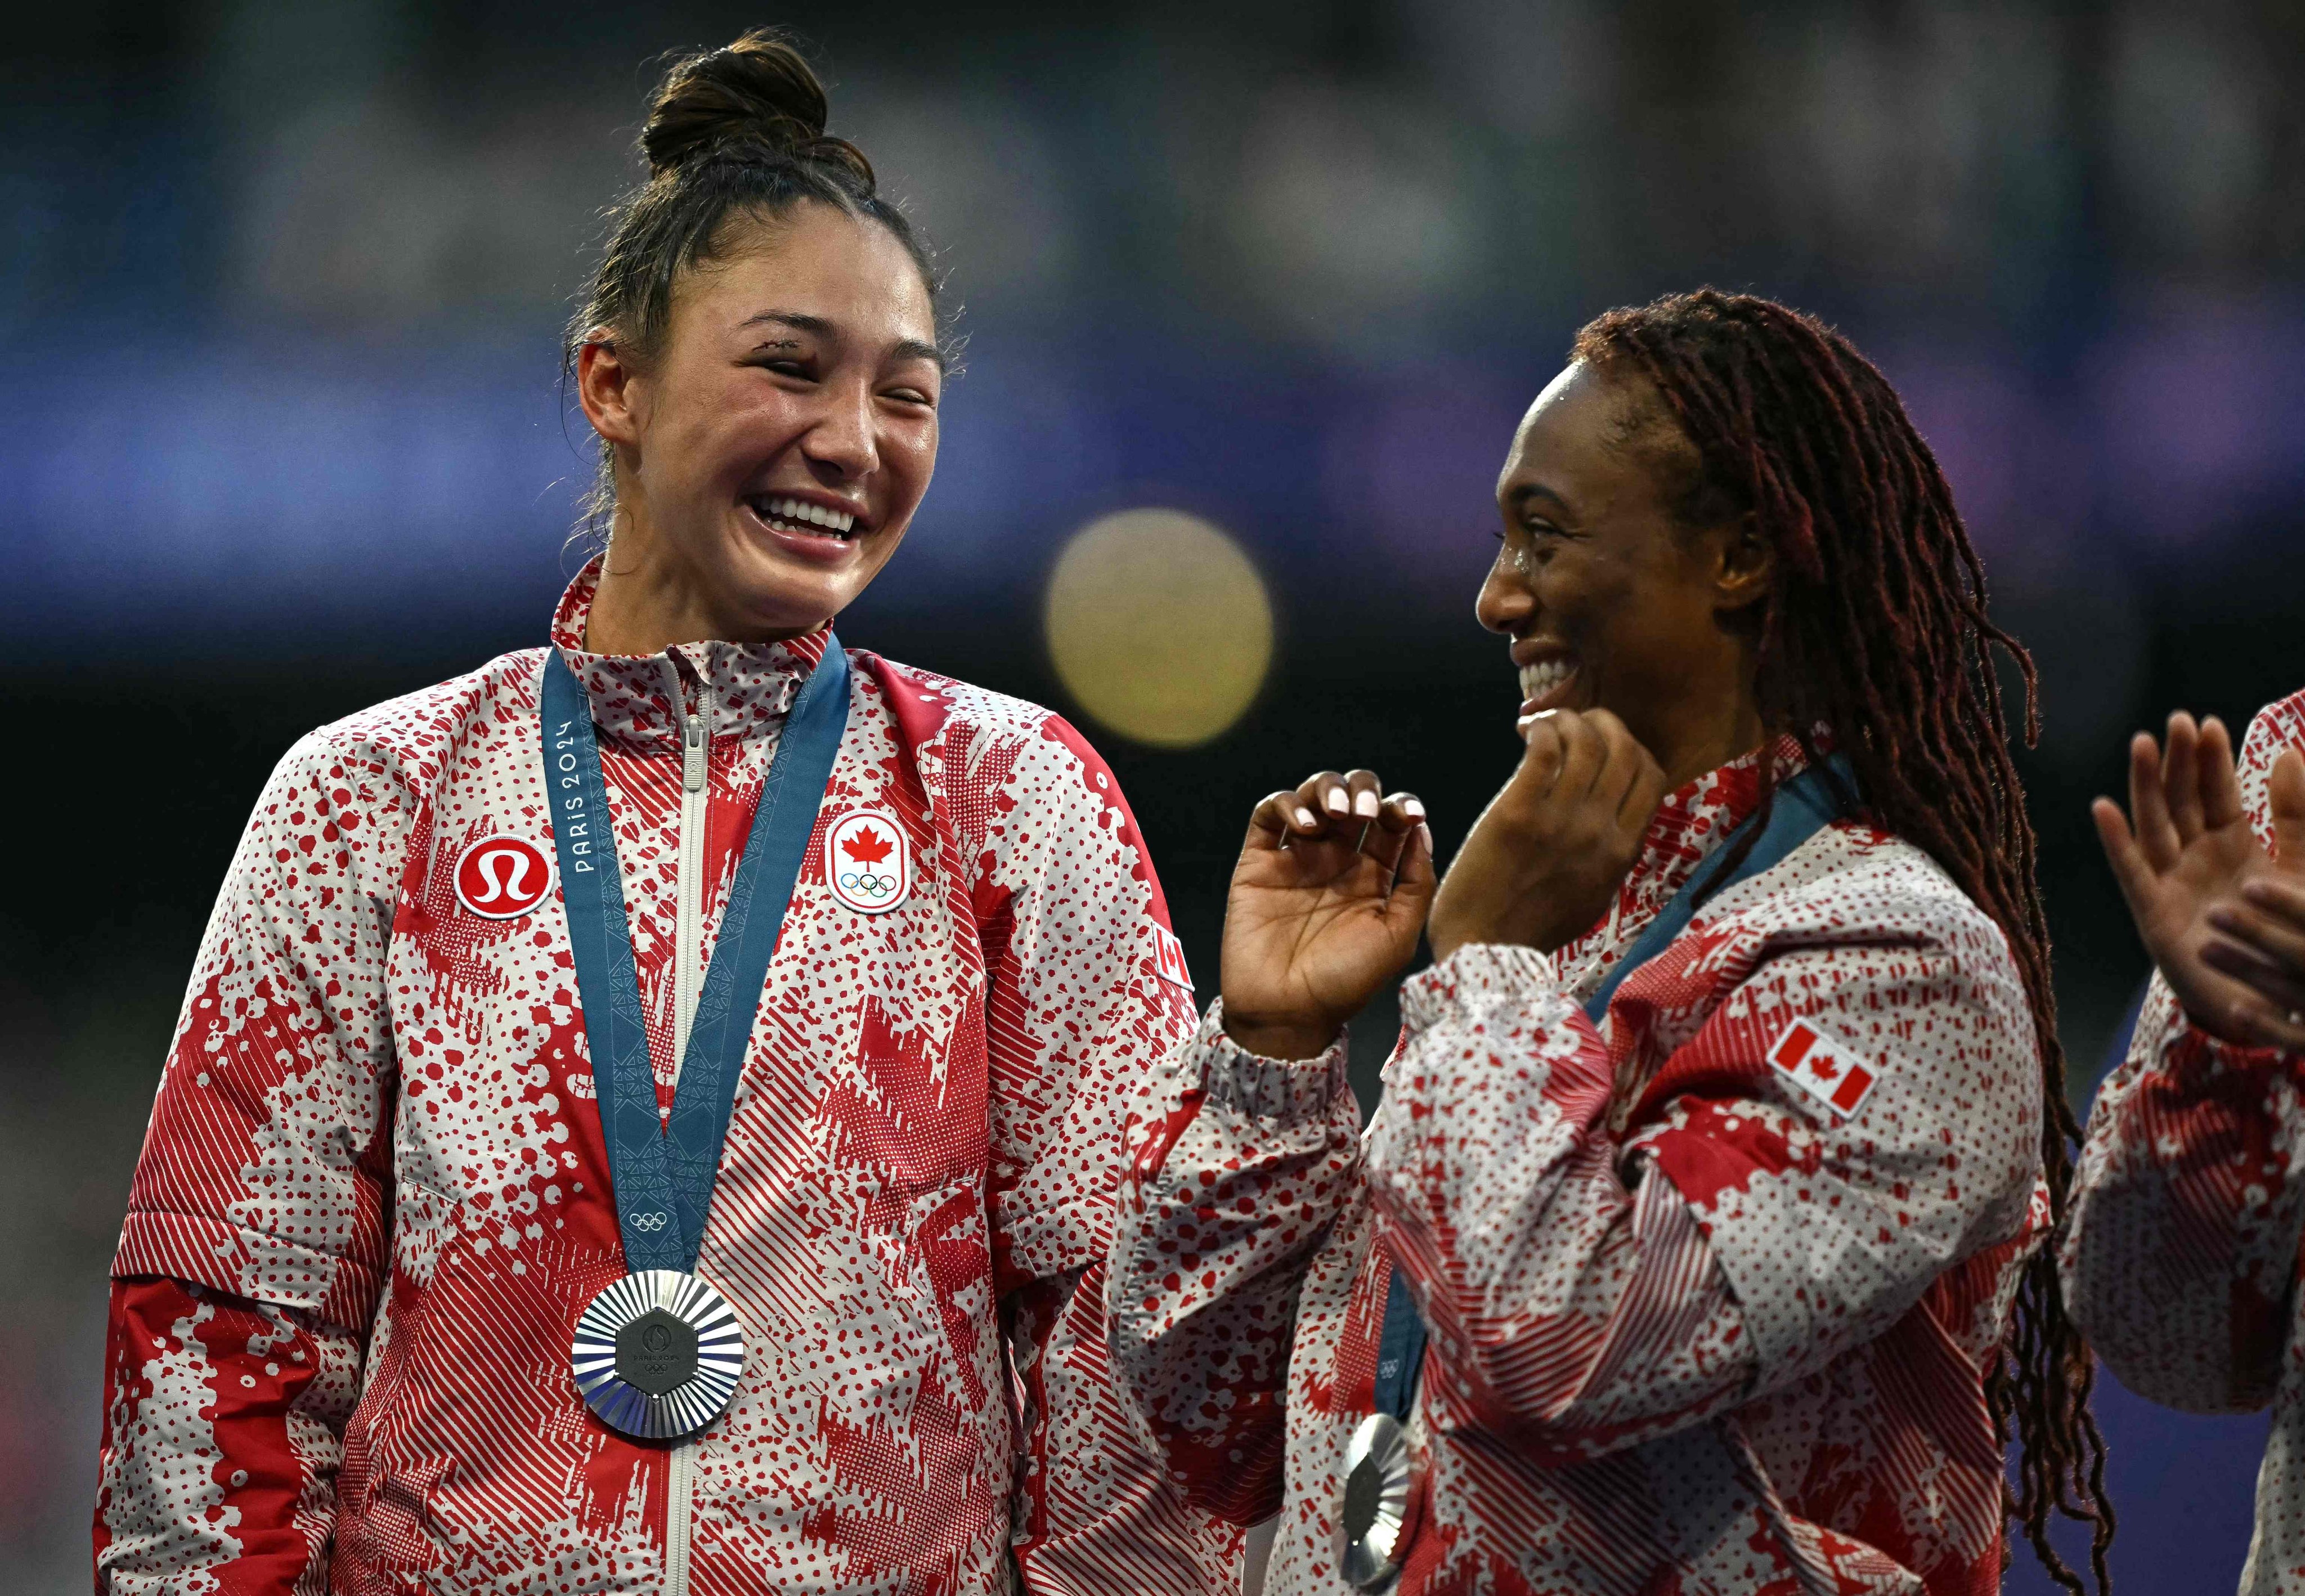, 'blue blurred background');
7,1,2301,1587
